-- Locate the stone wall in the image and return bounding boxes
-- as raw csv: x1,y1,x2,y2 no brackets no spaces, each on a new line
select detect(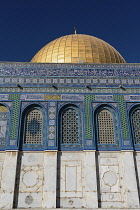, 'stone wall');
0,151,139,209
